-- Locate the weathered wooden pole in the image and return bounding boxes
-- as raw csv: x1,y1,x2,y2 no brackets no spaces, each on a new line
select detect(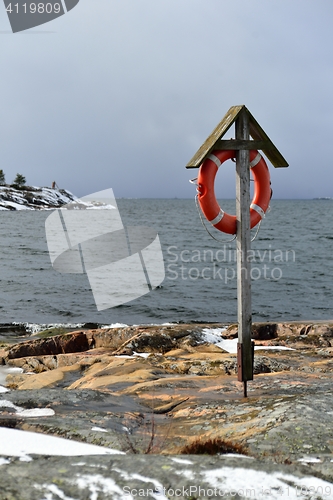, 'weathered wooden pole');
235,109,253,397
185,105,288,398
